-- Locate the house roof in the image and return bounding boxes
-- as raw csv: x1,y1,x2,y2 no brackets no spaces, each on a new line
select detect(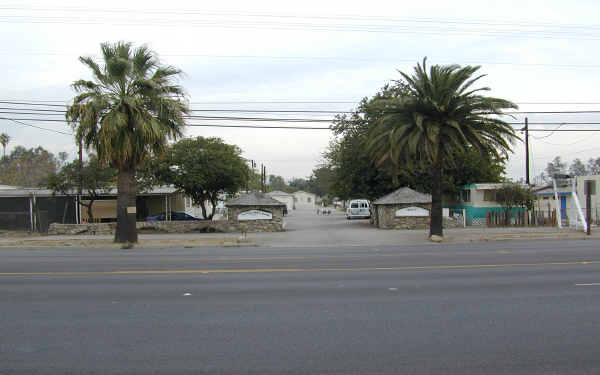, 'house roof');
0,185,180,198
226,192,286,206
373,187,432,205
293,190,315,196
266,190,292,196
